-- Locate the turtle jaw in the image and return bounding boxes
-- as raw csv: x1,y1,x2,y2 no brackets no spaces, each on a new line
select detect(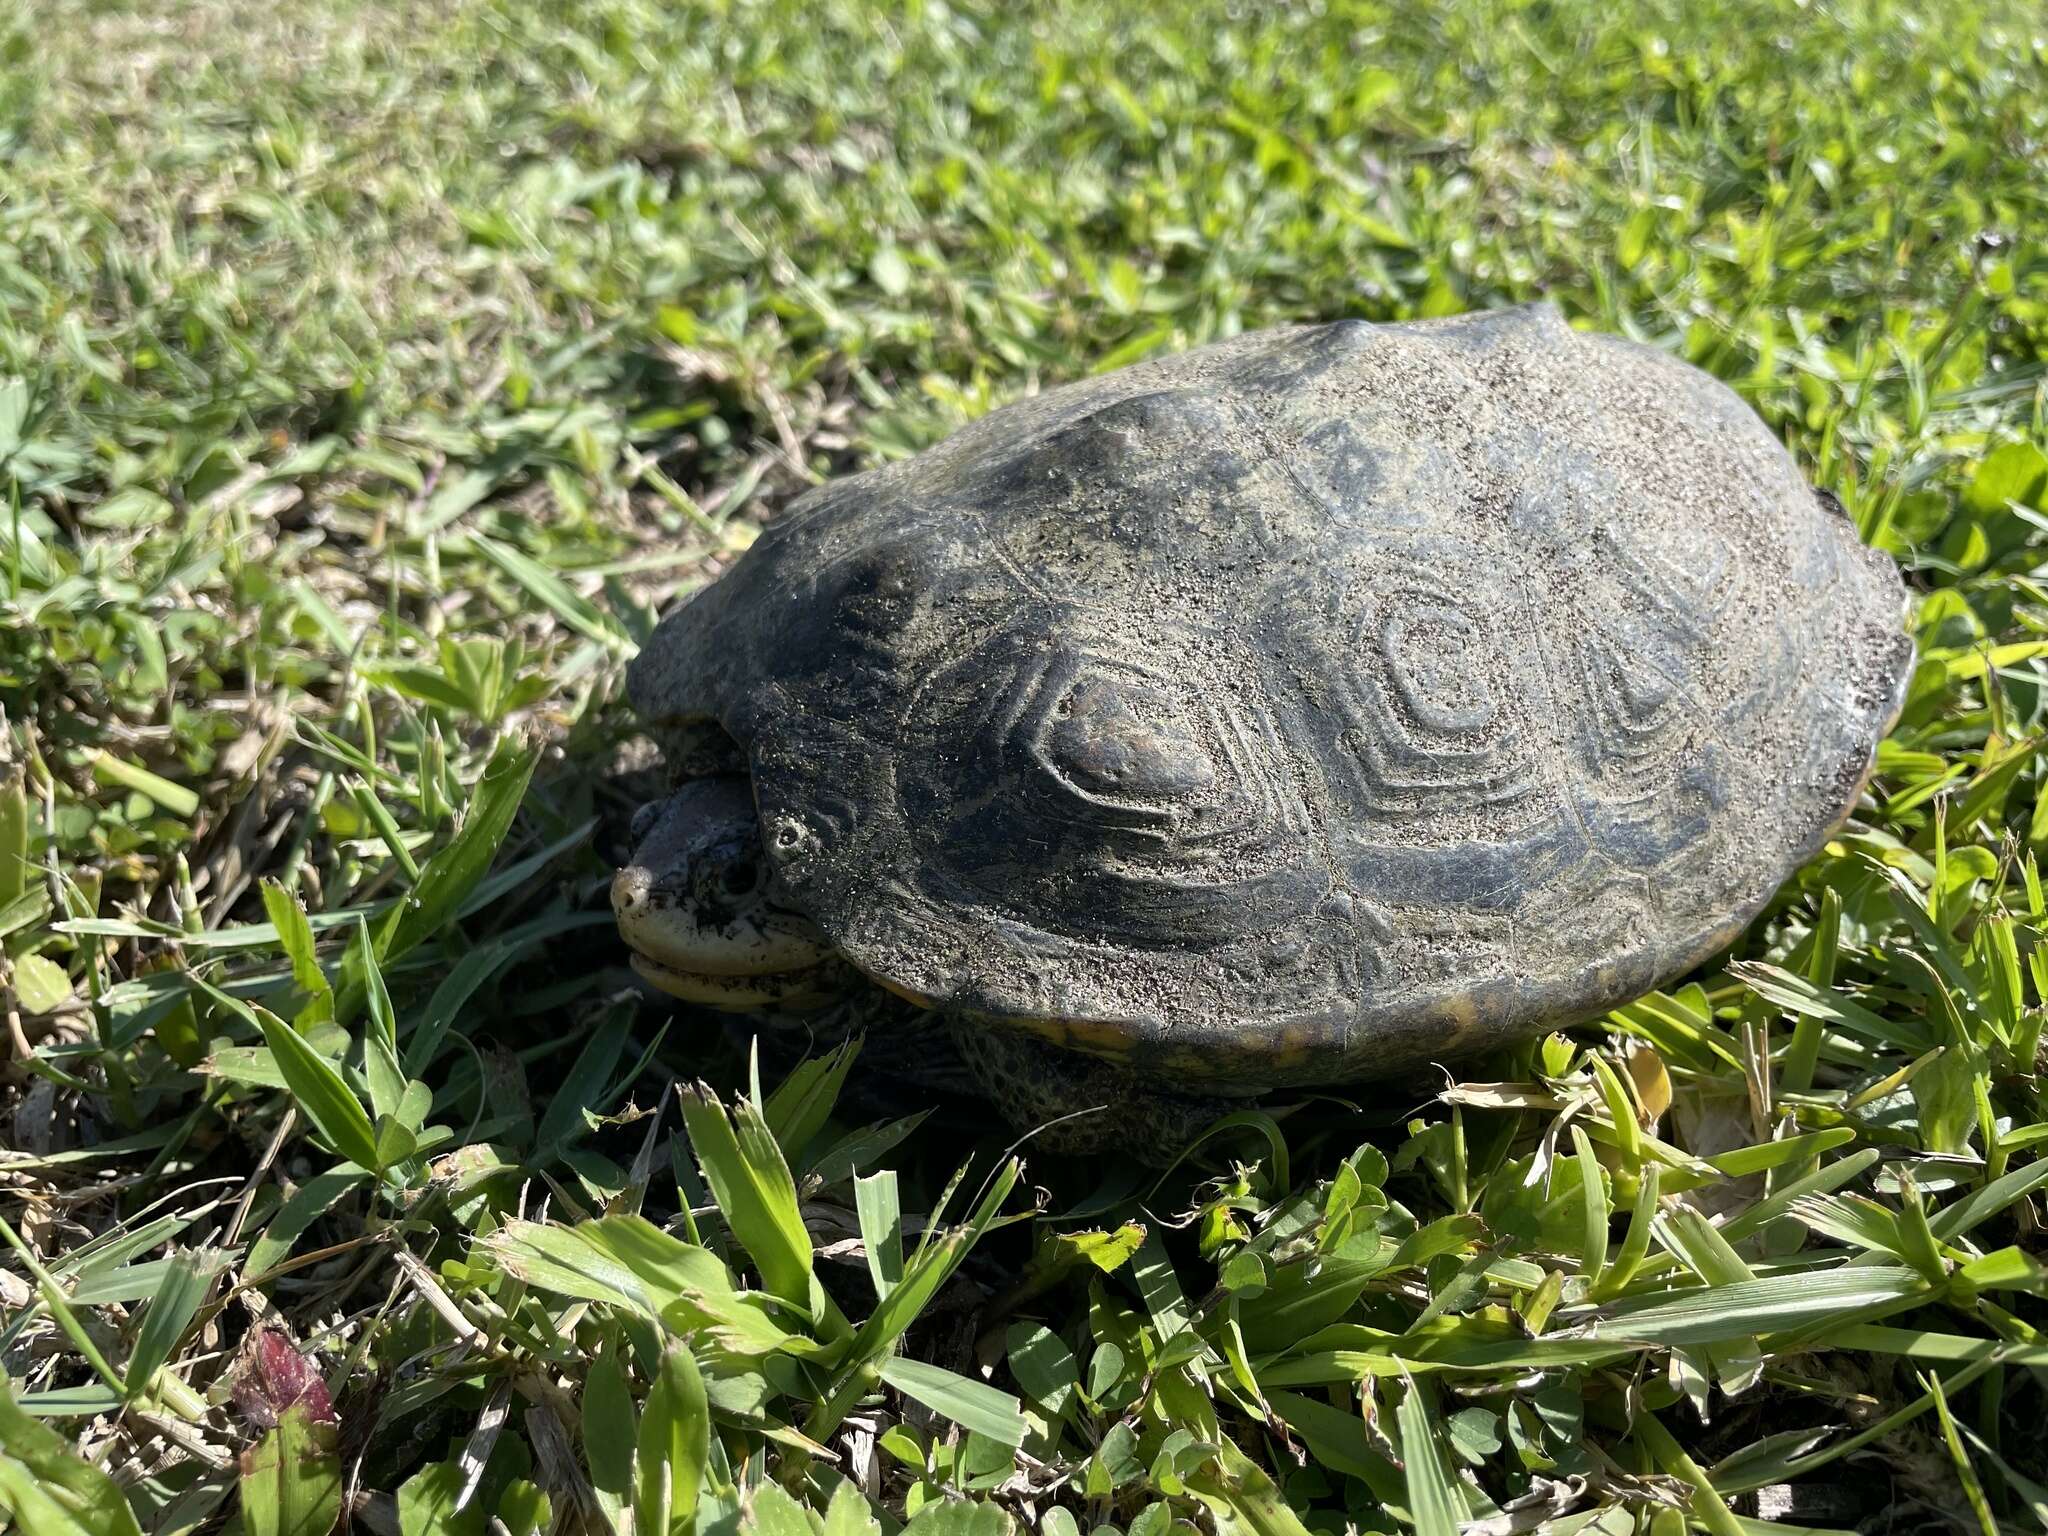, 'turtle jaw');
612,776,849,1014
620,947,850,1011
